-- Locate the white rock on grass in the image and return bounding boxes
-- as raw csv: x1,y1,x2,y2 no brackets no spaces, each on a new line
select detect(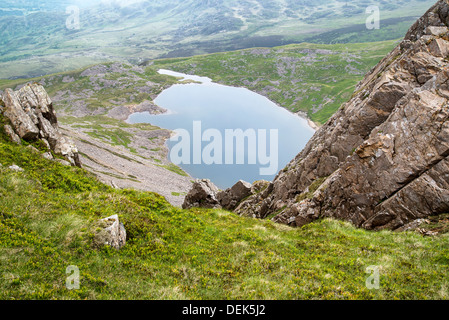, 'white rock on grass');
93,215,127,250
8,164,24,172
